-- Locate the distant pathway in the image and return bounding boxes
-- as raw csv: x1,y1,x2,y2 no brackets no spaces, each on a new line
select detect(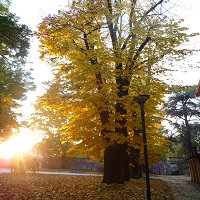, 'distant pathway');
0,168,10,173
0,168,102,176
151,175,200,200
